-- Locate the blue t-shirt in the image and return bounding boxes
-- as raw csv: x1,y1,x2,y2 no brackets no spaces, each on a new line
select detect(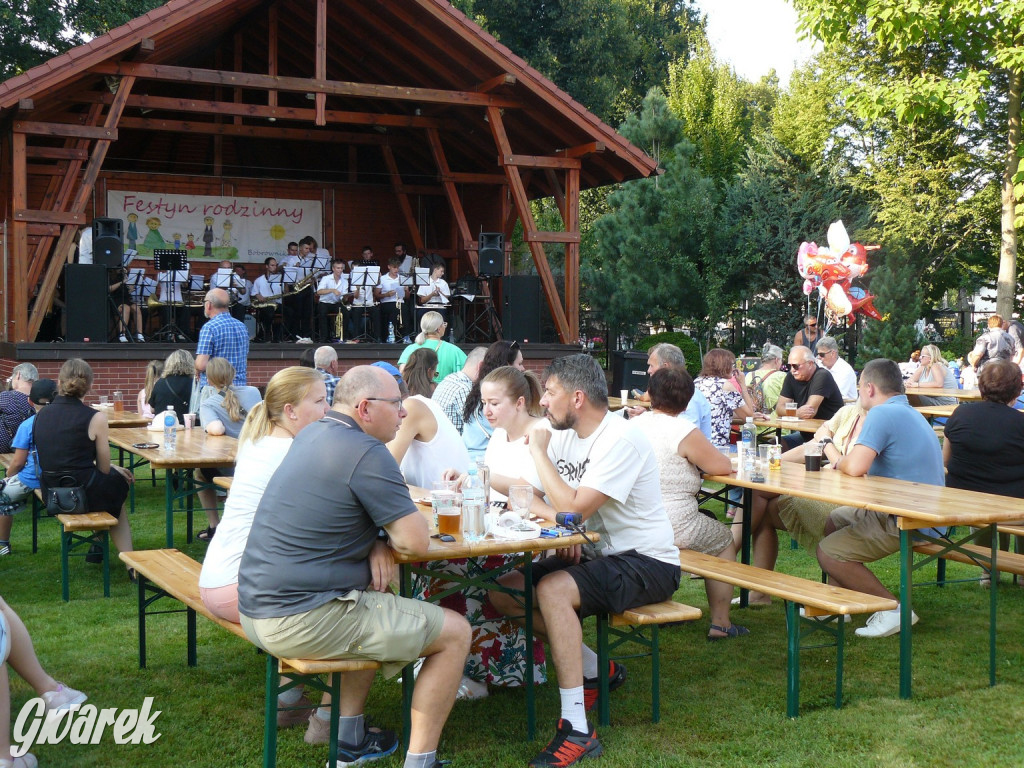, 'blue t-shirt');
681,388,713,440
855,394,946,536
10,414,39,489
